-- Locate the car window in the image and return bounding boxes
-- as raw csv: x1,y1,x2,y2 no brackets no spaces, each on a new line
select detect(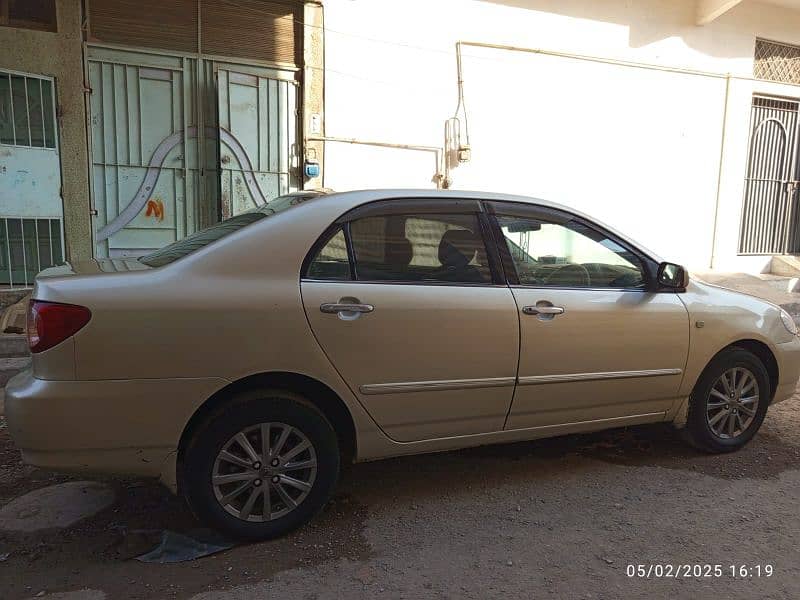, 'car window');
349,213,492,284
306,227,352,280
140,191,324,267
497,215,645,288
